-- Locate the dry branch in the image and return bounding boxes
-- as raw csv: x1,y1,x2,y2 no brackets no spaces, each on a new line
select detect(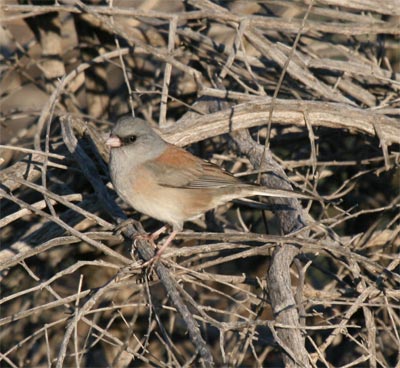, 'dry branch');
1,1,399,367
